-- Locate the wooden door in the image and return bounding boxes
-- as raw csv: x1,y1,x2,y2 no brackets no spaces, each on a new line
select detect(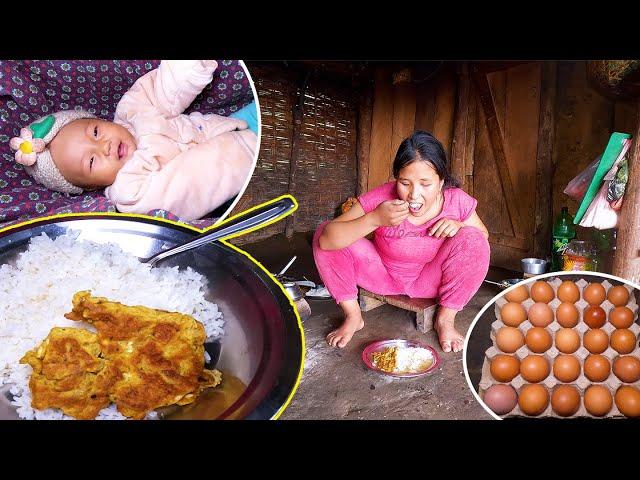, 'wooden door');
451,62,555,271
